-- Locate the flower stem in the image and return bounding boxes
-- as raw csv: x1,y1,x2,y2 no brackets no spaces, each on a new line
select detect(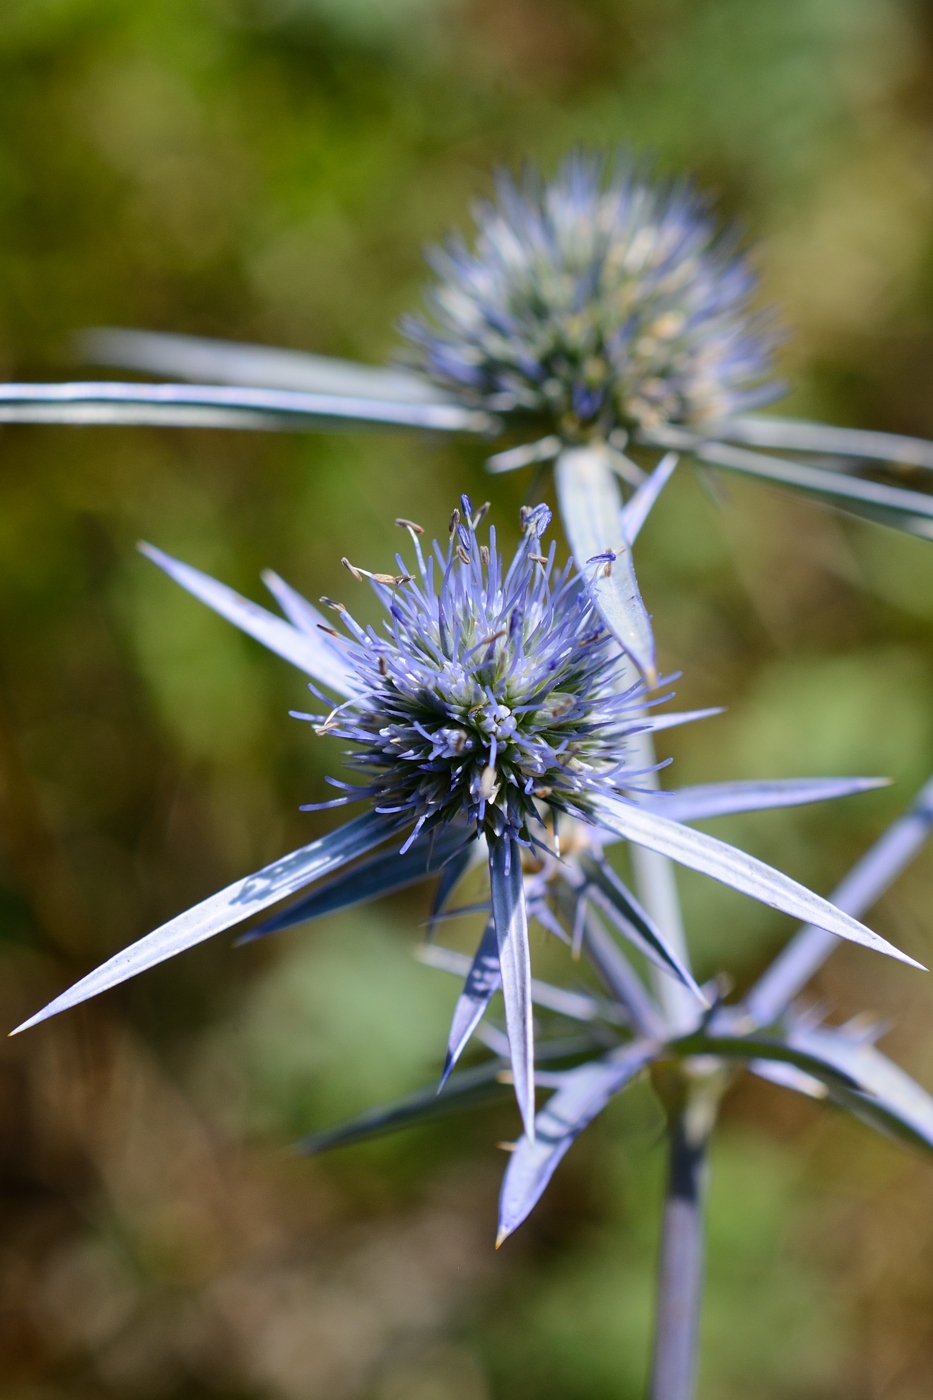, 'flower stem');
649,1108,709,1400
